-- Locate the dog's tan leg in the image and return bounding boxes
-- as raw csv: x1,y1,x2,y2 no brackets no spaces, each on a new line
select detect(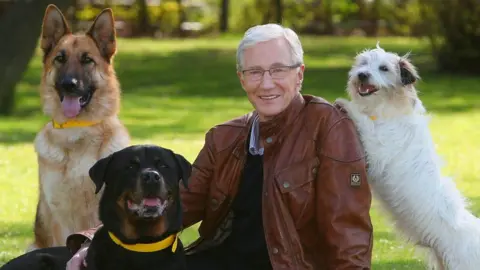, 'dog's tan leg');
52,219,66,246
31,198,53,250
